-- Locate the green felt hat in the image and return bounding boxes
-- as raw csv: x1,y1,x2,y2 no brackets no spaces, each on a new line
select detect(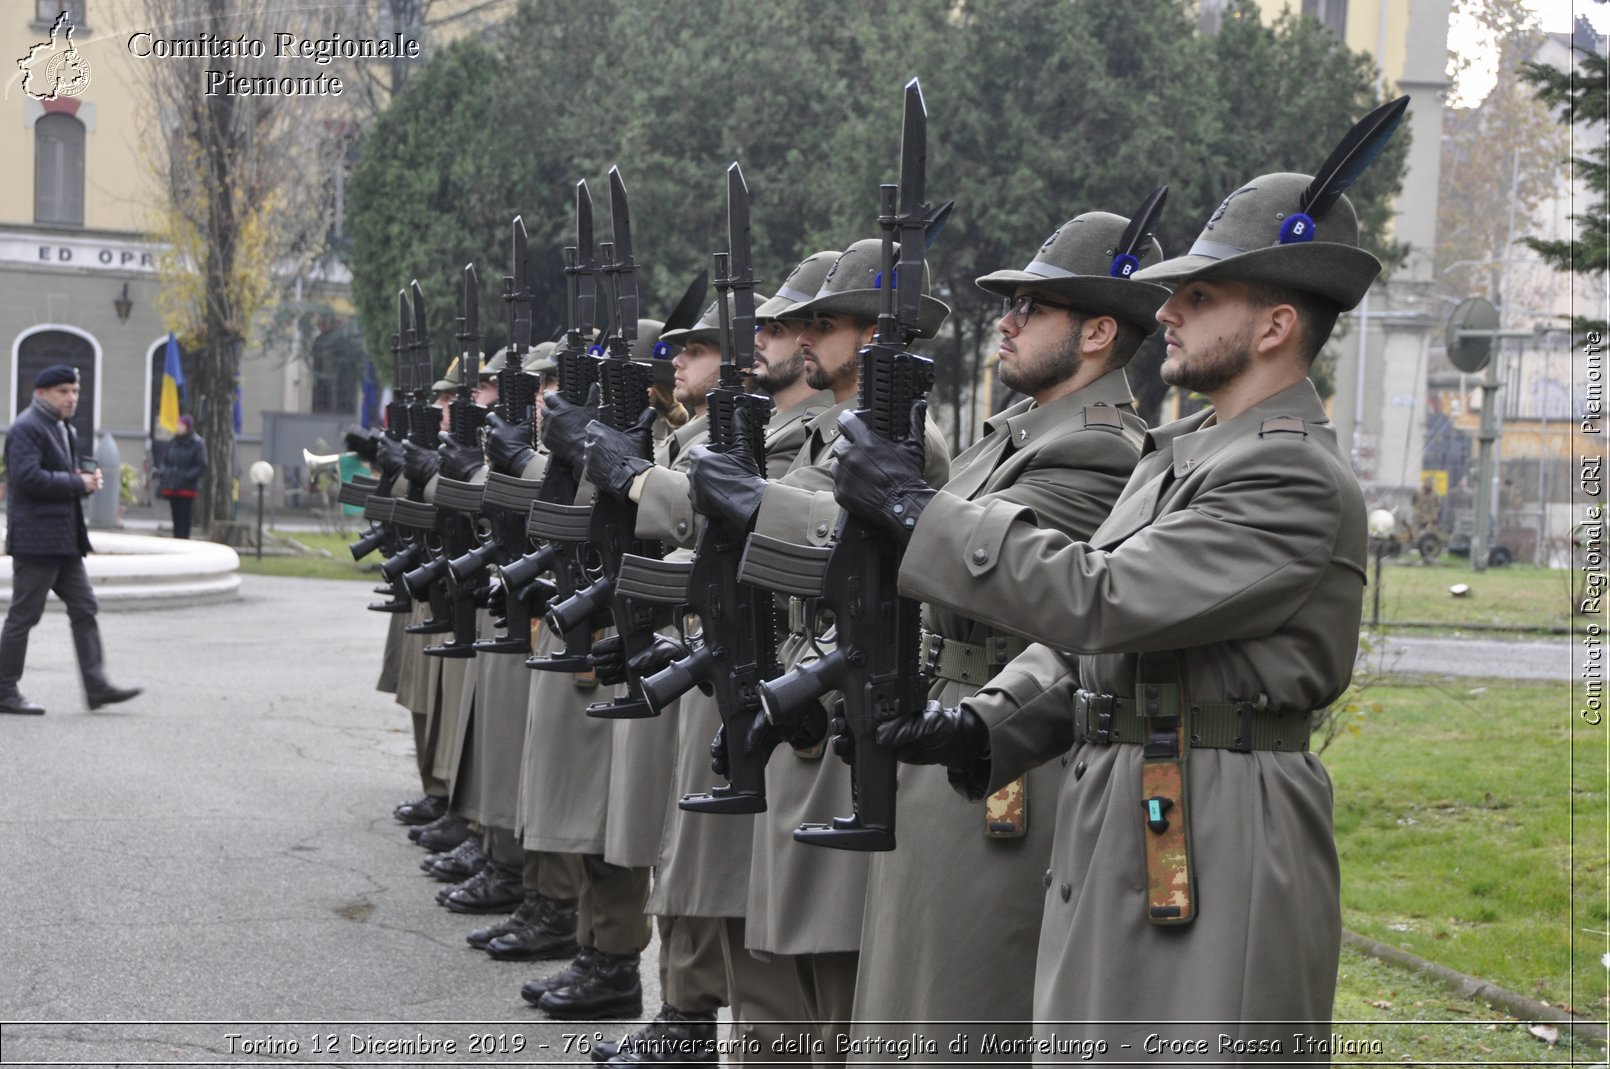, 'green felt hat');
976,211,1170,331
783,239,950,339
